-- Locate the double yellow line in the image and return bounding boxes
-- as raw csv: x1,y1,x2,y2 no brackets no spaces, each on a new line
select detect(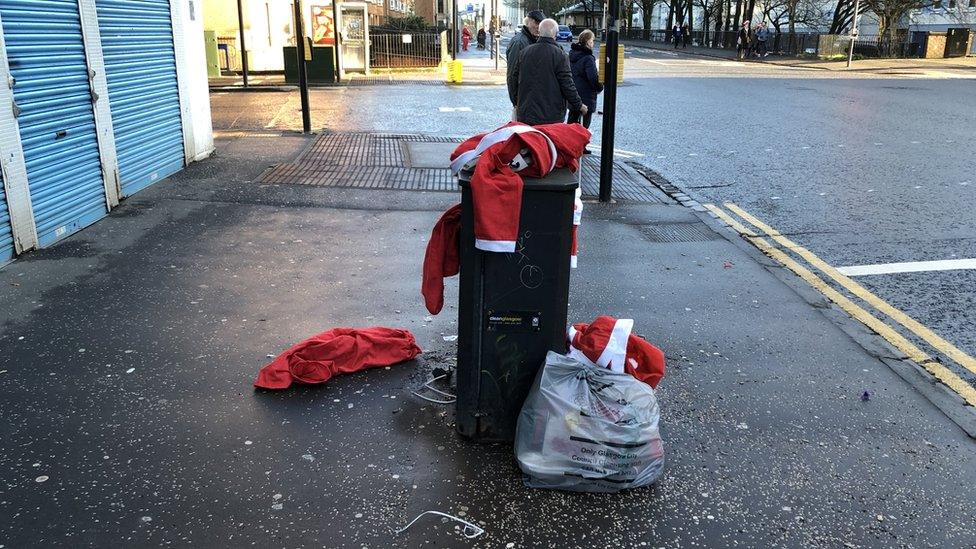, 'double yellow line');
704,202,976,407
